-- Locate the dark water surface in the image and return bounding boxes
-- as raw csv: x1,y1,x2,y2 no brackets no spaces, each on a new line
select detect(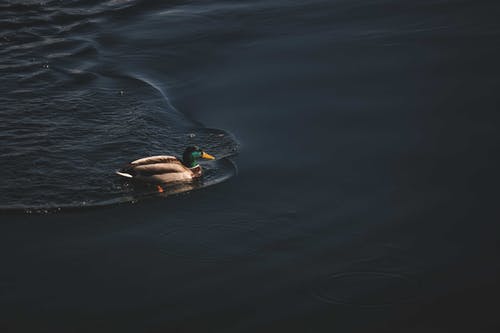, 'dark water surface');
1,0,500,332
